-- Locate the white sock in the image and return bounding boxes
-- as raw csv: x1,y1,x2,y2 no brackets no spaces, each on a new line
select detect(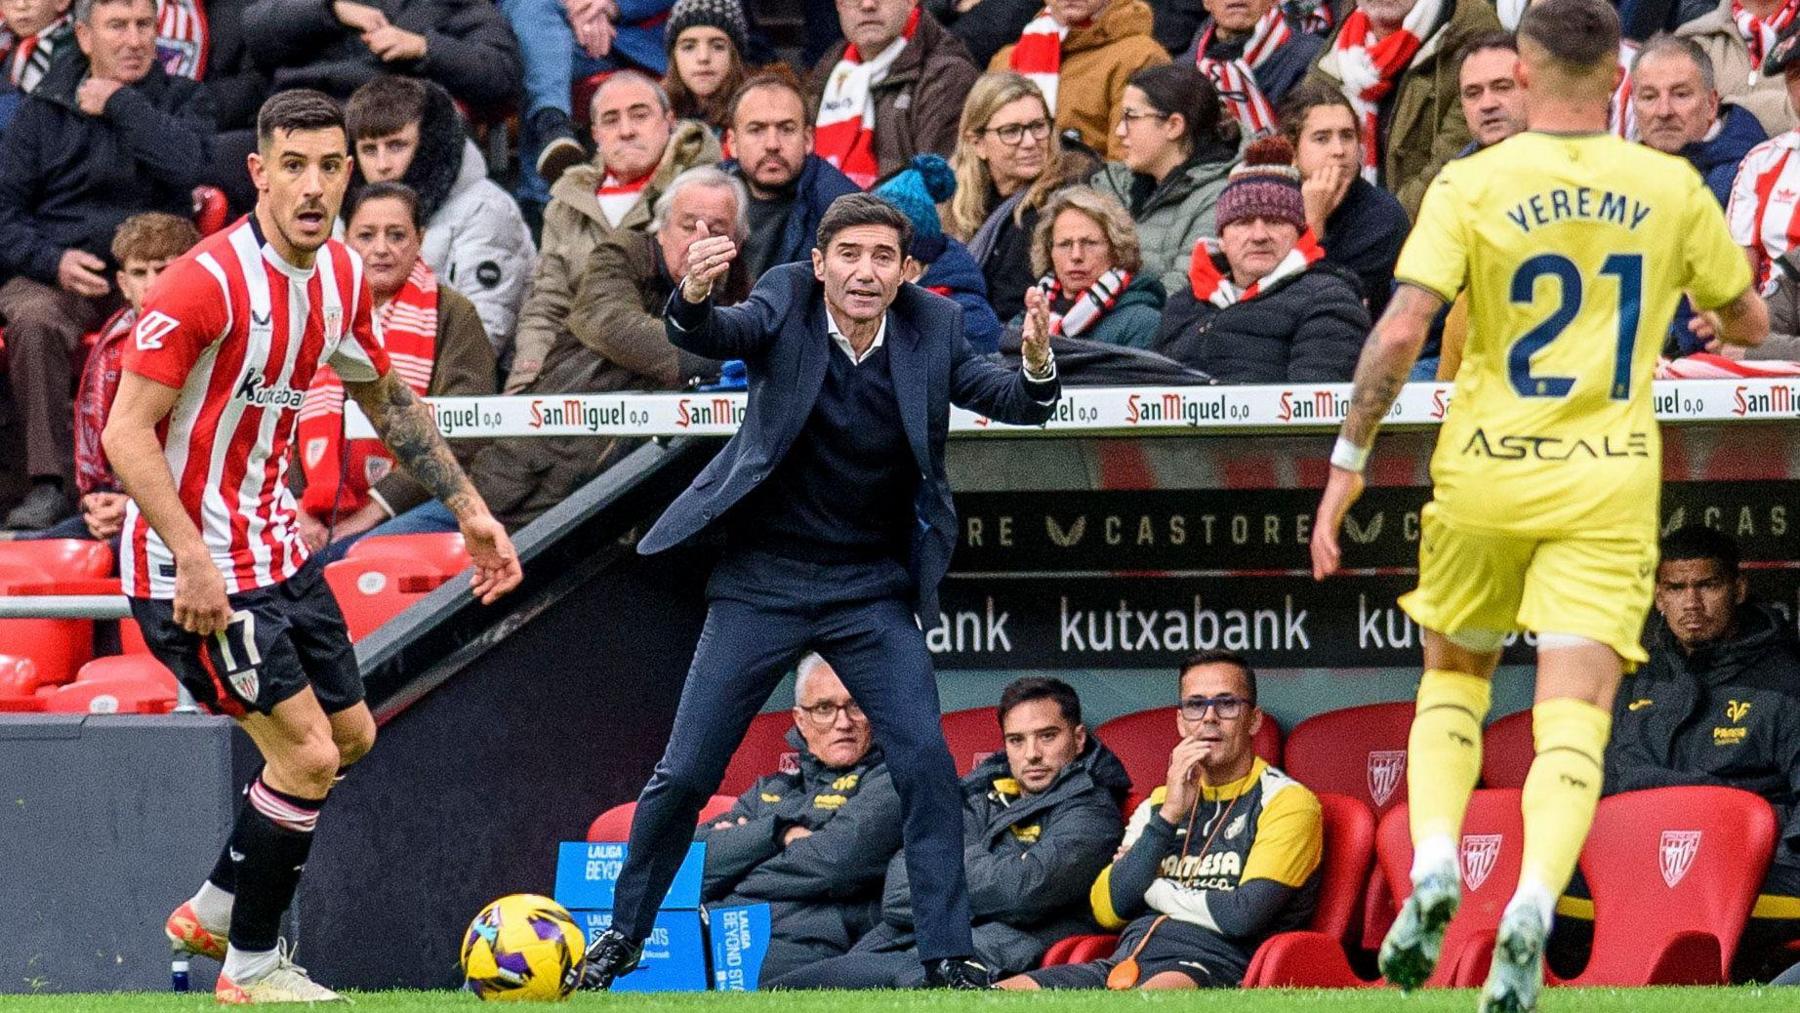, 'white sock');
1506,879,1556,932
190,881,234,933
1411,834,1458,885
222,945,279,985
